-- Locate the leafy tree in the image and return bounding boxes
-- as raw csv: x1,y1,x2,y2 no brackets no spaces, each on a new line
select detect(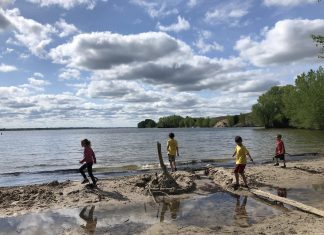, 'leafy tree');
252,66,324,129
285,67,324,129
311,1,323,58
137,119,157,128
252,86,288,128
157,115,184,128
312,35,324,59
